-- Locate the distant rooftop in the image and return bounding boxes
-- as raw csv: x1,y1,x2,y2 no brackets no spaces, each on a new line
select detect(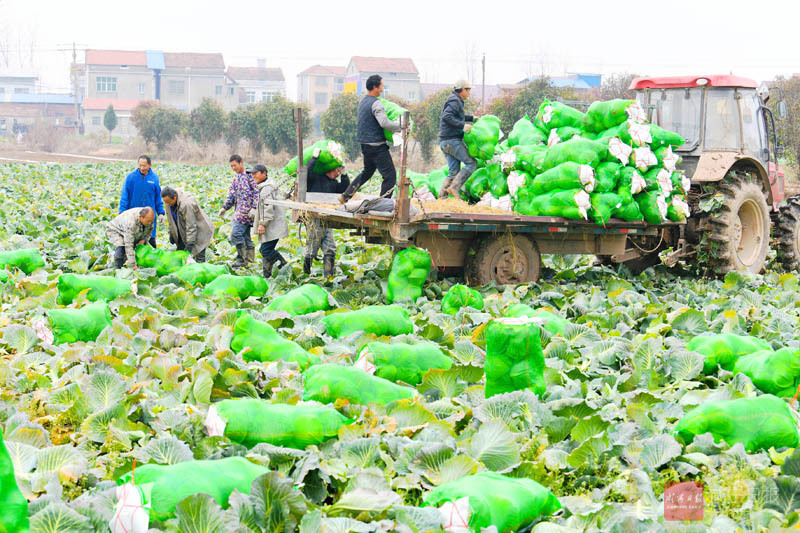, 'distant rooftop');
298,65,346,77
349,56,418,75
1,93,76,105
85,49,225,69
83,97,150,111
227,67,285,82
